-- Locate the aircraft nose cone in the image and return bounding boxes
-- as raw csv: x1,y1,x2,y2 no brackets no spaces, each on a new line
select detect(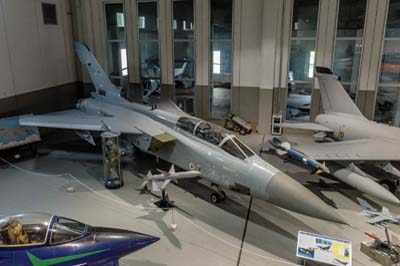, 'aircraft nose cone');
94,227,160,248
265,172,348,224
129,234,160,249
